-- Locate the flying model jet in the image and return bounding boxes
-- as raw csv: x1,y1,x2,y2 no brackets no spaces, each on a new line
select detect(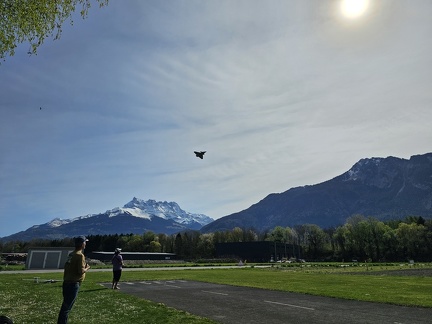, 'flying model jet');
194,151,206,159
